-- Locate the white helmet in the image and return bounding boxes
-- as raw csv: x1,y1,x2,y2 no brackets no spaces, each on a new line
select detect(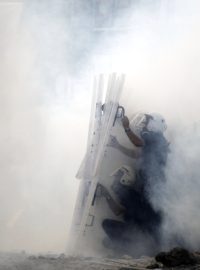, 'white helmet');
130,112,167,134
129,113,147,137
146,113,167,133
110,165,135,186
